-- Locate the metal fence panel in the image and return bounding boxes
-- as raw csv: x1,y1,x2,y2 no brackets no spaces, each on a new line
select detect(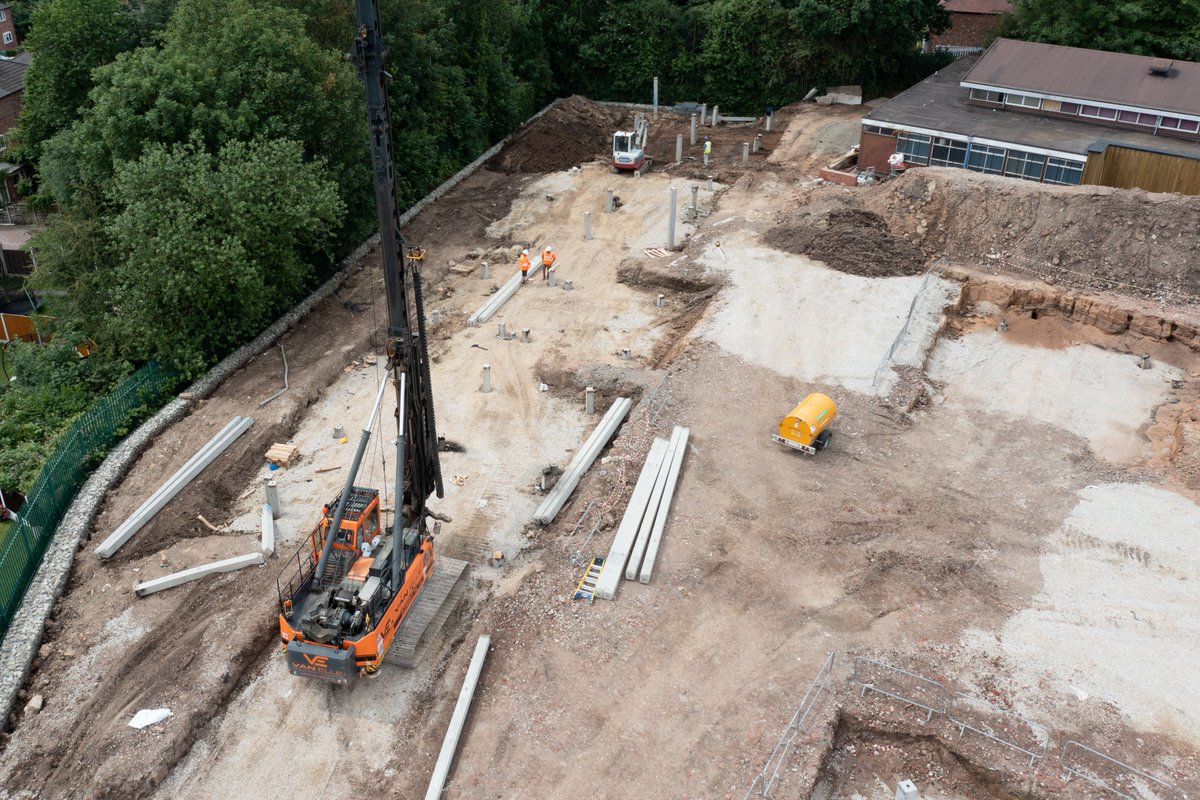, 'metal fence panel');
851,656,946,721
0,363,176,642
1061,741,1178,800
947,691,1049,767
744,652,836,799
